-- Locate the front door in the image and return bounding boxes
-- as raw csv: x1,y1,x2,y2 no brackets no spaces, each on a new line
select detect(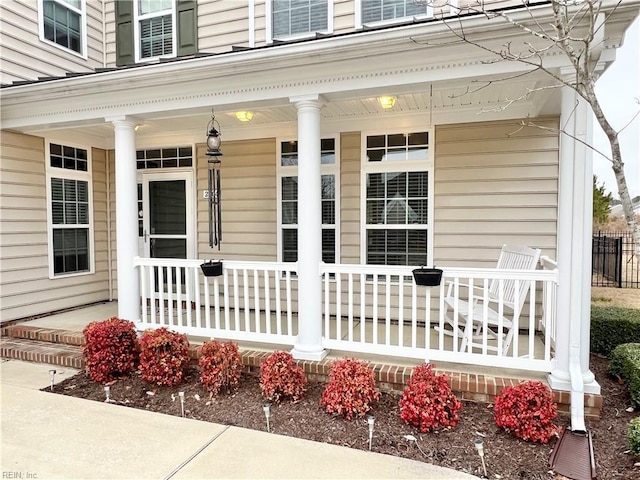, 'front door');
139,172,194,260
